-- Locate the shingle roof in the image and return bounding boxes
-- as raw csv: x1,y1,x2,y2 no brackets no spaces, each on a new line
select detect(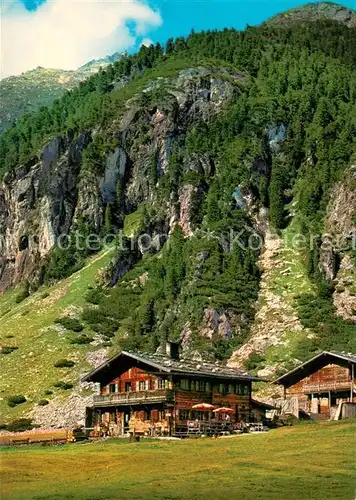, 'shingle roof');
124,350,259,380
83,349,260,383
274,351,356,386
